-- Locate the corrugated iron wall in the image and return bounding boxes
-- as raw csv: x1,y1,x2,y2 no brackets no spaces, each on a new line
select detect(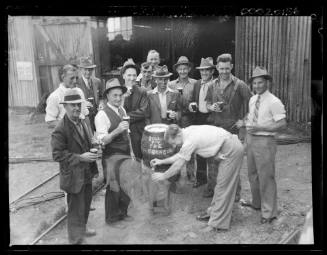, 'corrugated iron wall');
235,16,311,123
8,16,39,107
